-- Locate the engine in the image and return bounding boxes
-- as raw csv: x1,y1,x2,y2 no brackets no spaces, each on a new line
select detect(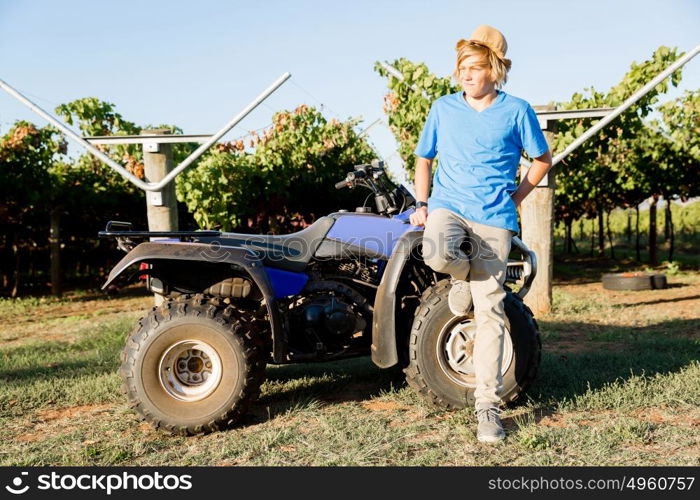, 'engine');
287,280,371,360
